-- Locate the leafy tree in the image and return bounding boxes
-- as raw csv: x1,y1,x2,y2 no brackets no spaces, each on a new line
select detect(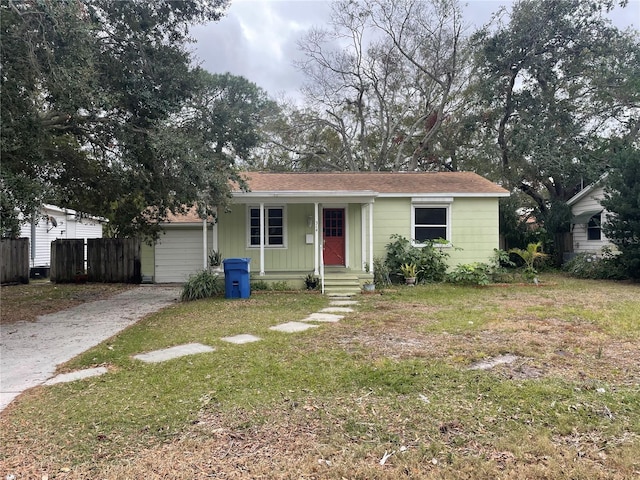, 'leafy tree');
290,0,466,172
1,0,236,239
601,147,640,279
466,0,640,259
